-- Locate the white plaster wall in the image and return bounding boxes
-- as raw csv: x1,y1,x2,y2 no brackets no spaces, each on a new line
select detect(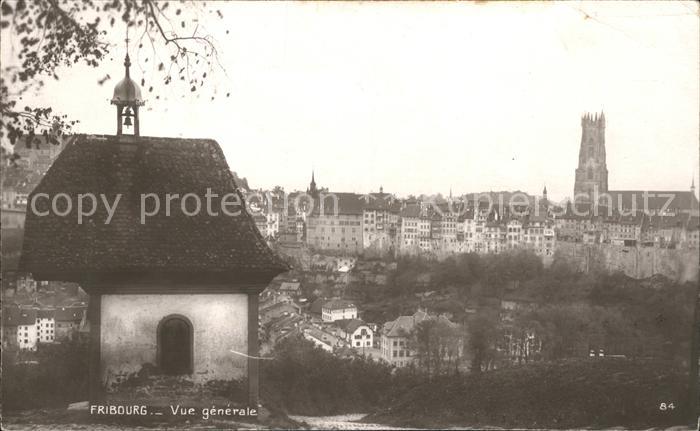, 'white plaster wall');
18,324,38,350
101,293,248,386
